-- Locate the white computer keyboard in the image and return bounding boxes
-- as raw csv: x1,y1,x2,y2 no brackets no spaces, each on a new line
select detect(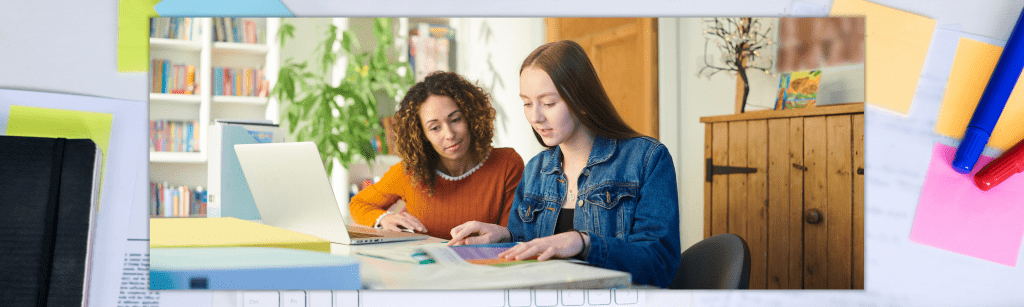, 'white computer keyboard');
210,290,644,307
